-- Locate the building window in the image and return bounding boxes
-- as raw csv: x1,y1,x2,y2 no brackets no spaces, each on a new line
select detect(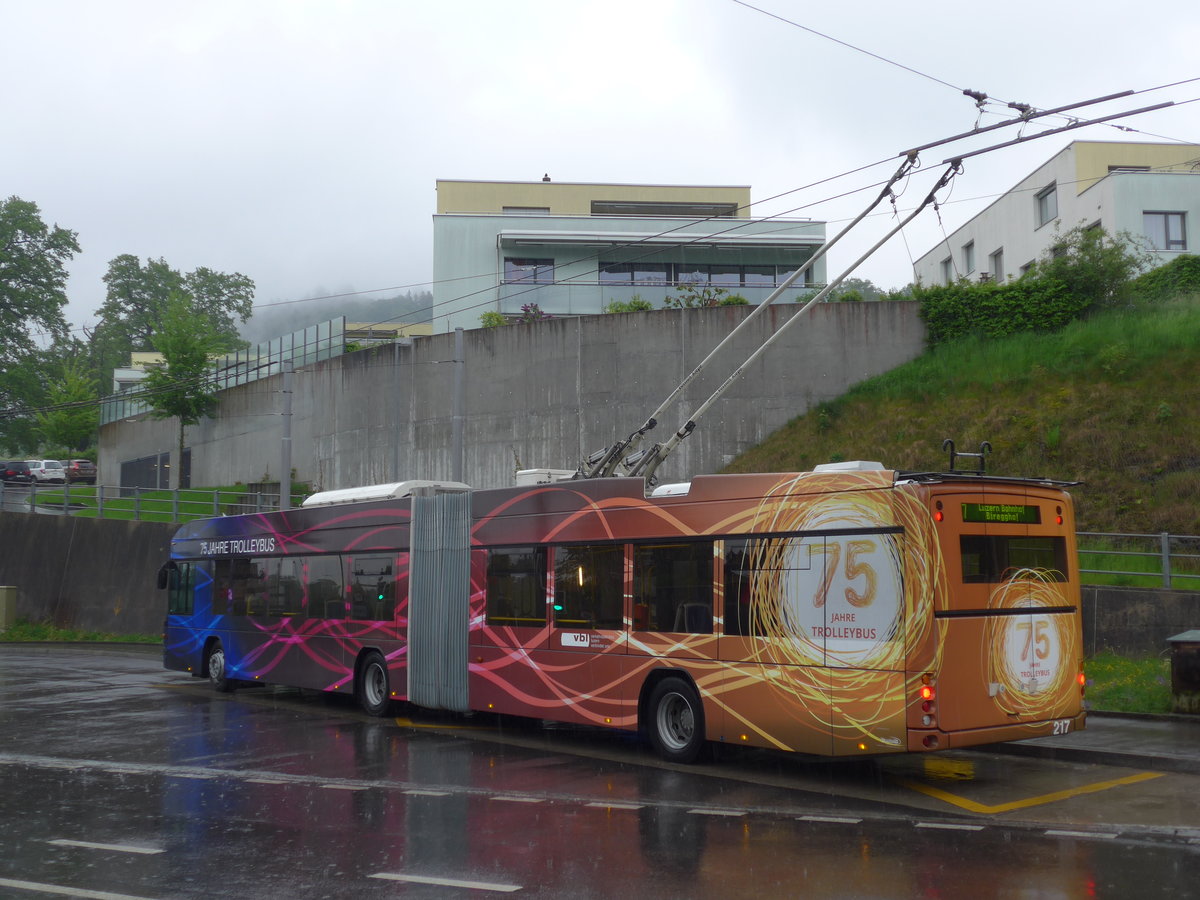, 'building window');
940,257,953,285
504,258,555,284
1143,212,1187,251
598,262,801,288
1035,183,1058,228
990,248,1004,282
962,241,975,275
